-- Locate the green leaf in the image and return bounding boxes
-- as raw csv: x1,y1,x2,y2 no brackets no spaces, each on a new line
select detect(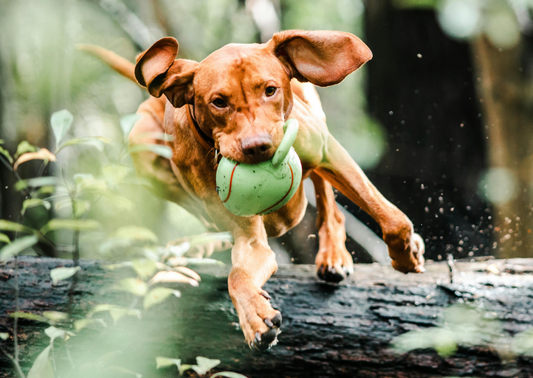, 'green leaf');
132,259,158,280
0,220,38,235
22,198,51,215
44,326,73,343
191,357,221,376
0,233,10,244
34,186,56,196
73,200,91,218
102,261,133,270
128,143,173,159
155,356,182,371
121,114,141,138
0,146,13,164
50,266,81,285
108,308,142,324
9,312,47,323
87,304,140,323
42,311,69,323
16,176,59,191
144,287,181,309
55,136,111,154
51,109,73,145
133,132,174,142
183,258,225,266
111,278,148,296
211,373,249,378
74,318,107,332
74,174,107,192
15,141,37,159
102,164,132,188
27,345,54,378
41,219,100,234
189,232,234,247
0,235,38,261
114,226,158,243
0,333,9,340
